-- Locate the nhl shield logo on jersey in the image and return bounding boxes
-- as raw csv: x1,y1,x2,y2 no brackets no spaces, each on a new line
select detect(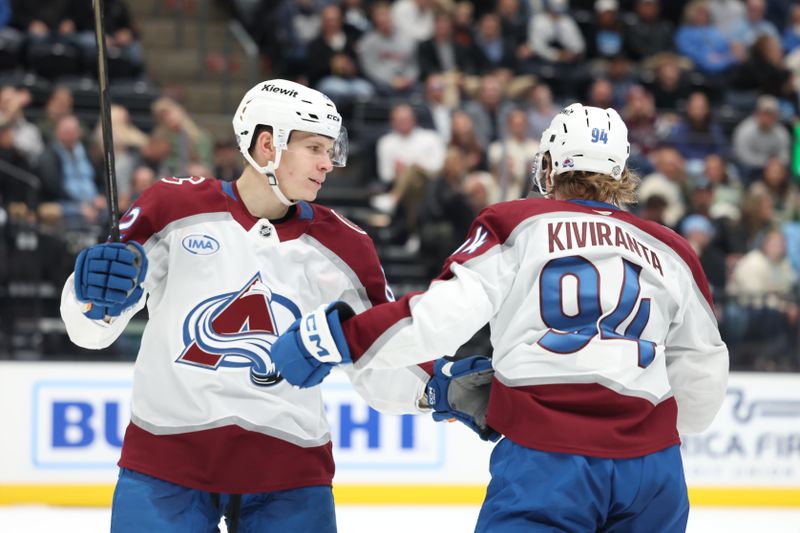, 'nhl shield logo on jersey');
176,273,301,386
